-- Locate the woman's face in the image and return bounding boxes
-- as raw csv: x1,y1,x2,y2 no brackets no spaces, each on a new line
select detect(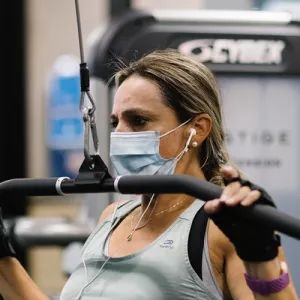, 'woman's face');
111,75,187,159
